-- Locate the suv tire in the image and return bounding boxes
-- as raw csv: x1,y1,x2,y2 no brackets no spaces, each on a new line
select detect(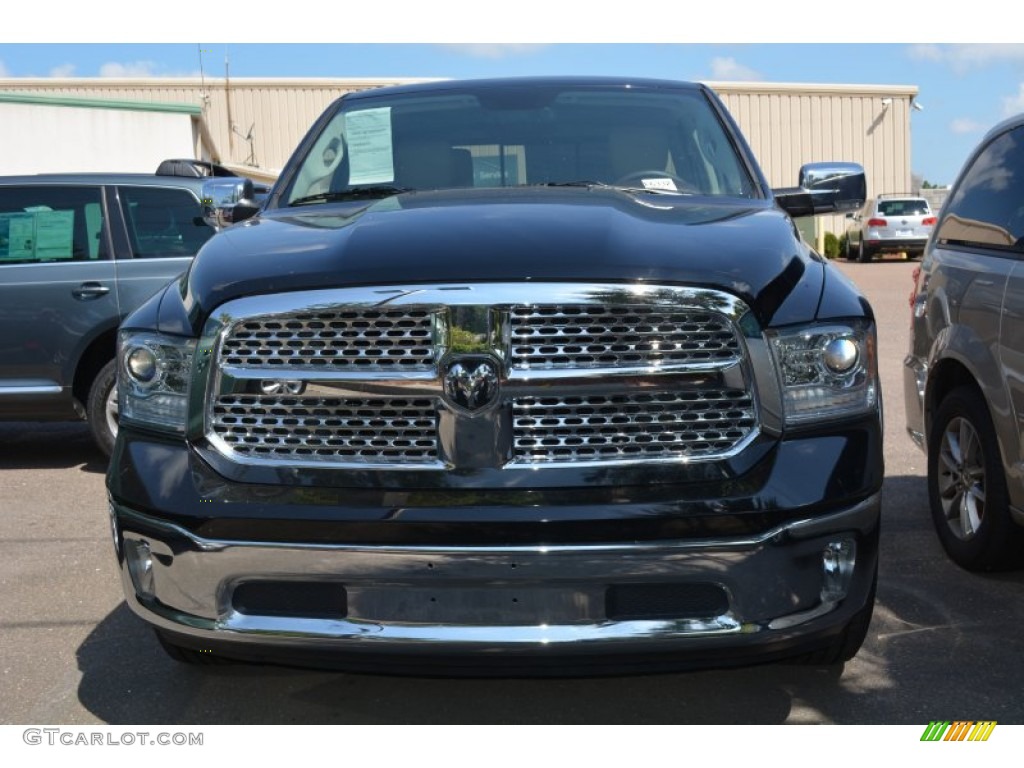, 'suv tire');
843,236,855,261
857,239,873,263
928,386,1024,570
87,359,118,457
